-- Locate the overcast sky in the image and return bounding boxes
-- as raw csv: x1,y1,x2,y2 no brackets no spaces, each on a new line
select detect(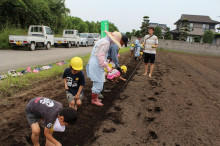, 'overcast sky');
65,0,220,33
